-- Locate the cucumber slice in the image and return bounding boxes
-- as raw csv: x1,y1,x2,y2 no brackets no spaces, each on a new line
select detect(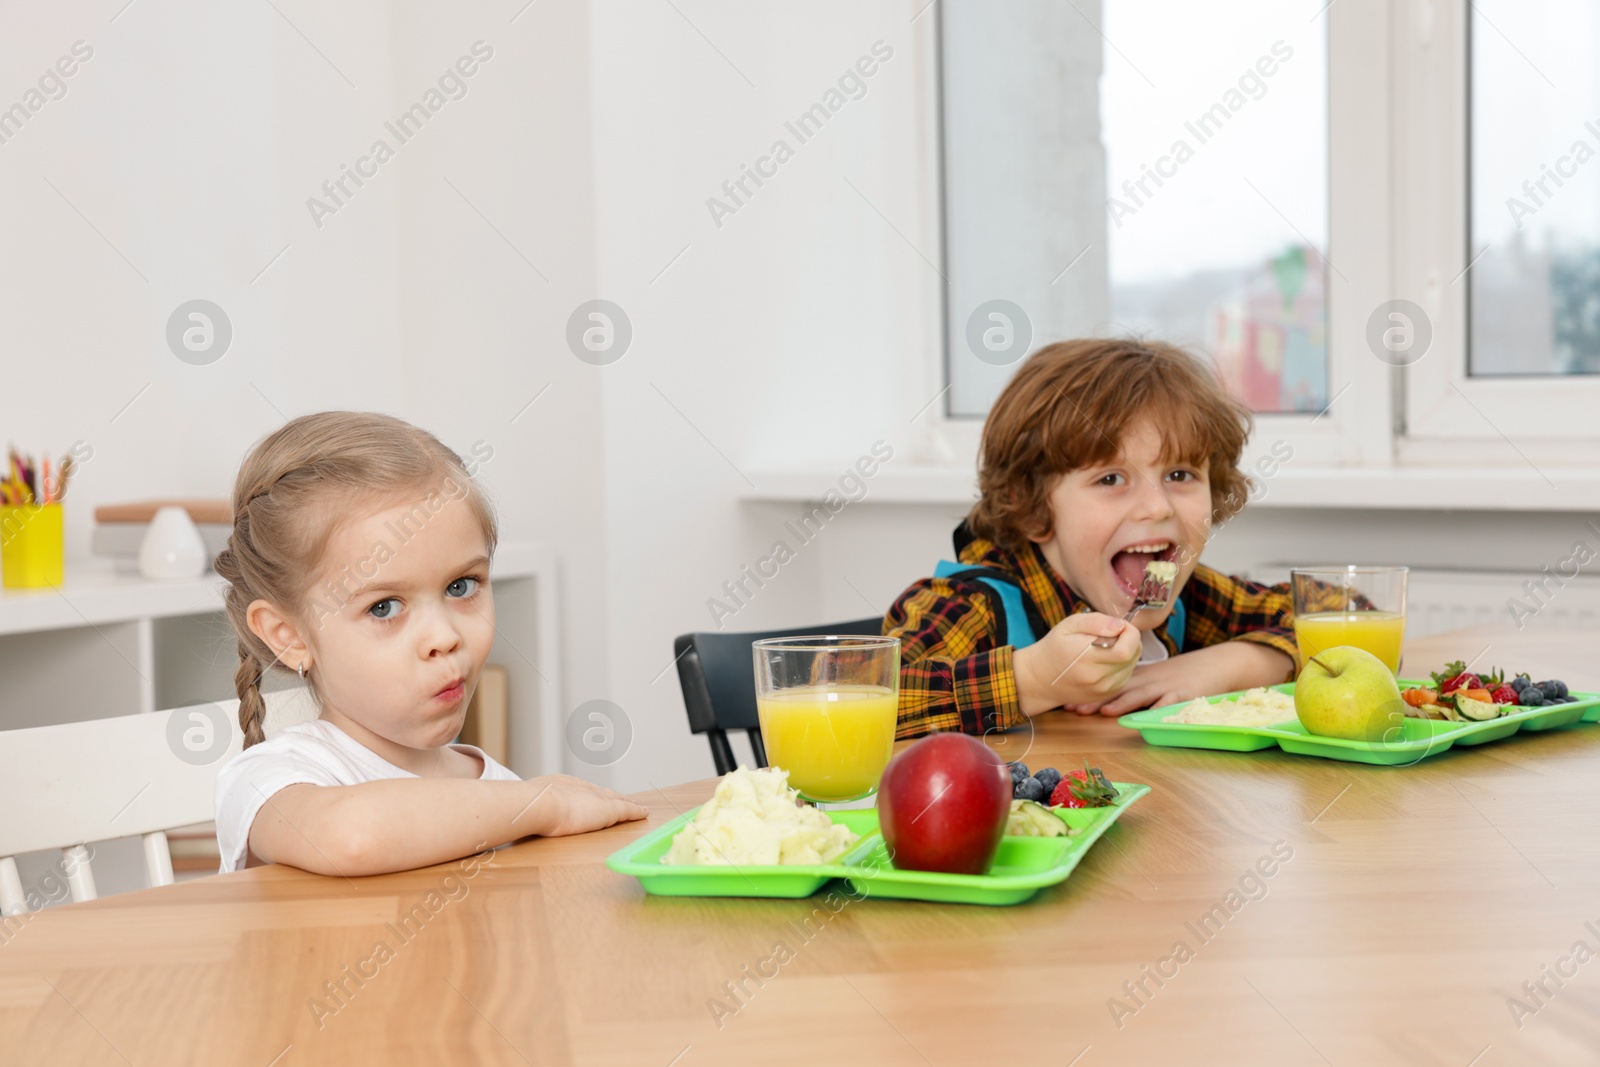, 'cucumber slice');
1454,695,1502,721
